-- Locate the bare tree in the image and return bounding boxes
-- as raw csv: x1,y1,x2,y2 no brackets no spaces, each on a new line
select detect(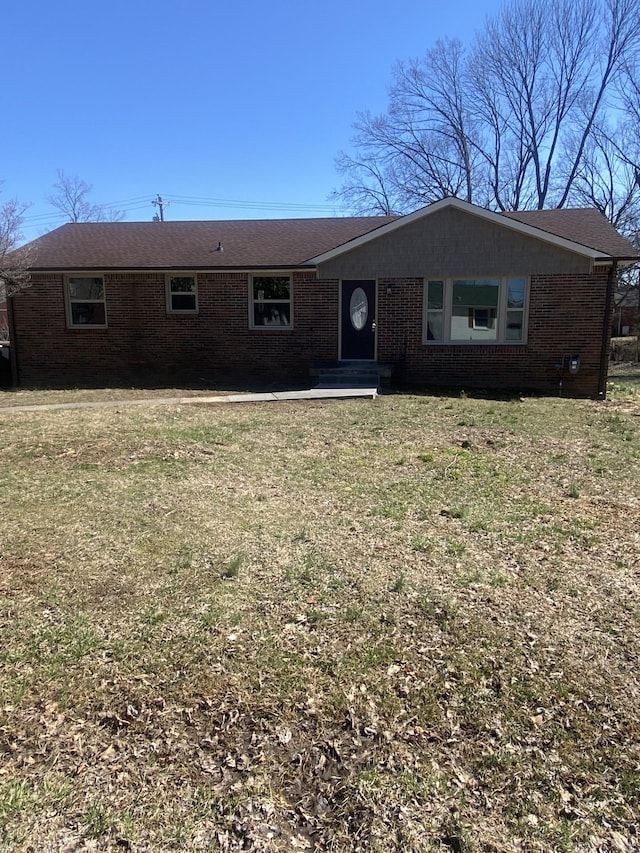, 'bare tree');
332,39,482,214
0,190,31,295
570,125,640,233
334,0,640,228
331,150,400,215
0,186,32,340
391,38,480,204
477,0,640,210
603,53,640,202
47,170,125,222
